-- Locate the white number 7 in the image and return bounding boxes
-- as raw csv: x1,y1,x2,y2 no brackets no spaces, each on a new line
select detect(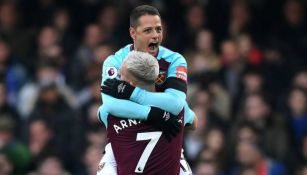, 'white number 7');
135,131,162,173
